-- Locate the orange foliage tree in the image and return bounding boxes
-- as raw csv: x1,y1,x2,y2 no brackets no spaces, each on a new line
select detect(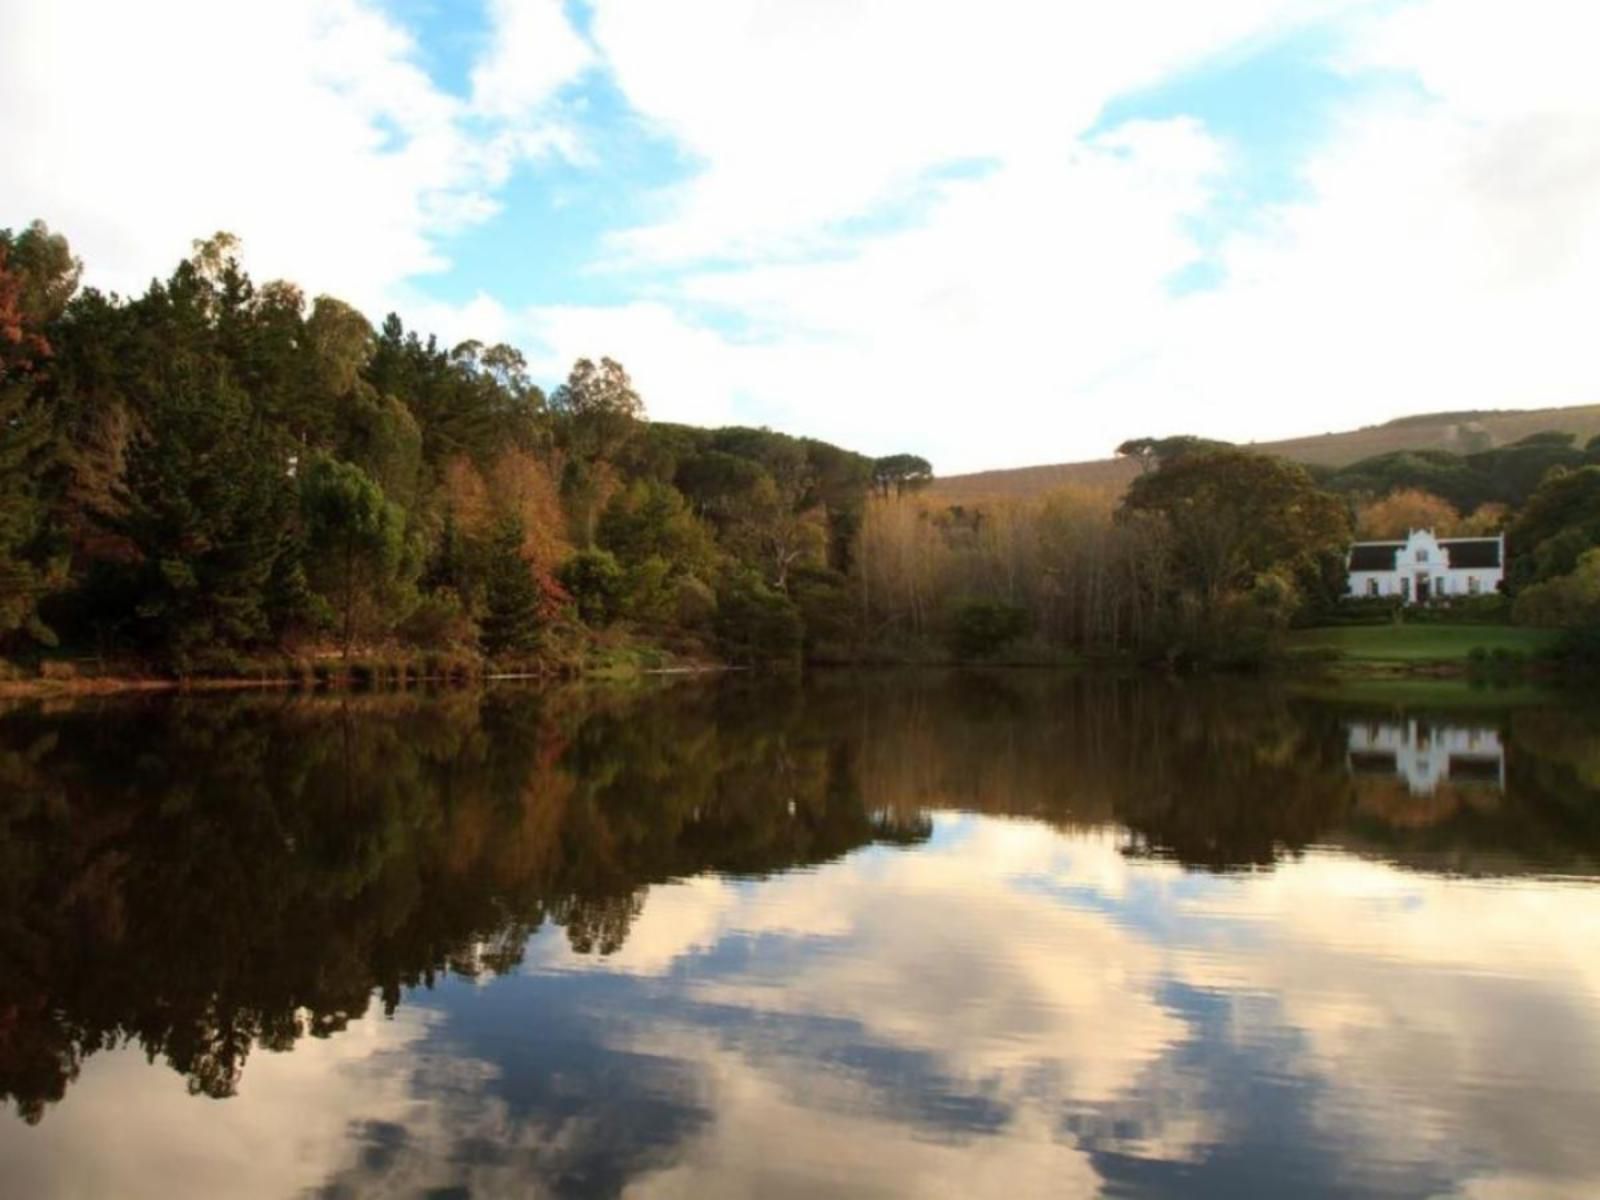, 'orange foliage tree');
1356,488,1461,539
